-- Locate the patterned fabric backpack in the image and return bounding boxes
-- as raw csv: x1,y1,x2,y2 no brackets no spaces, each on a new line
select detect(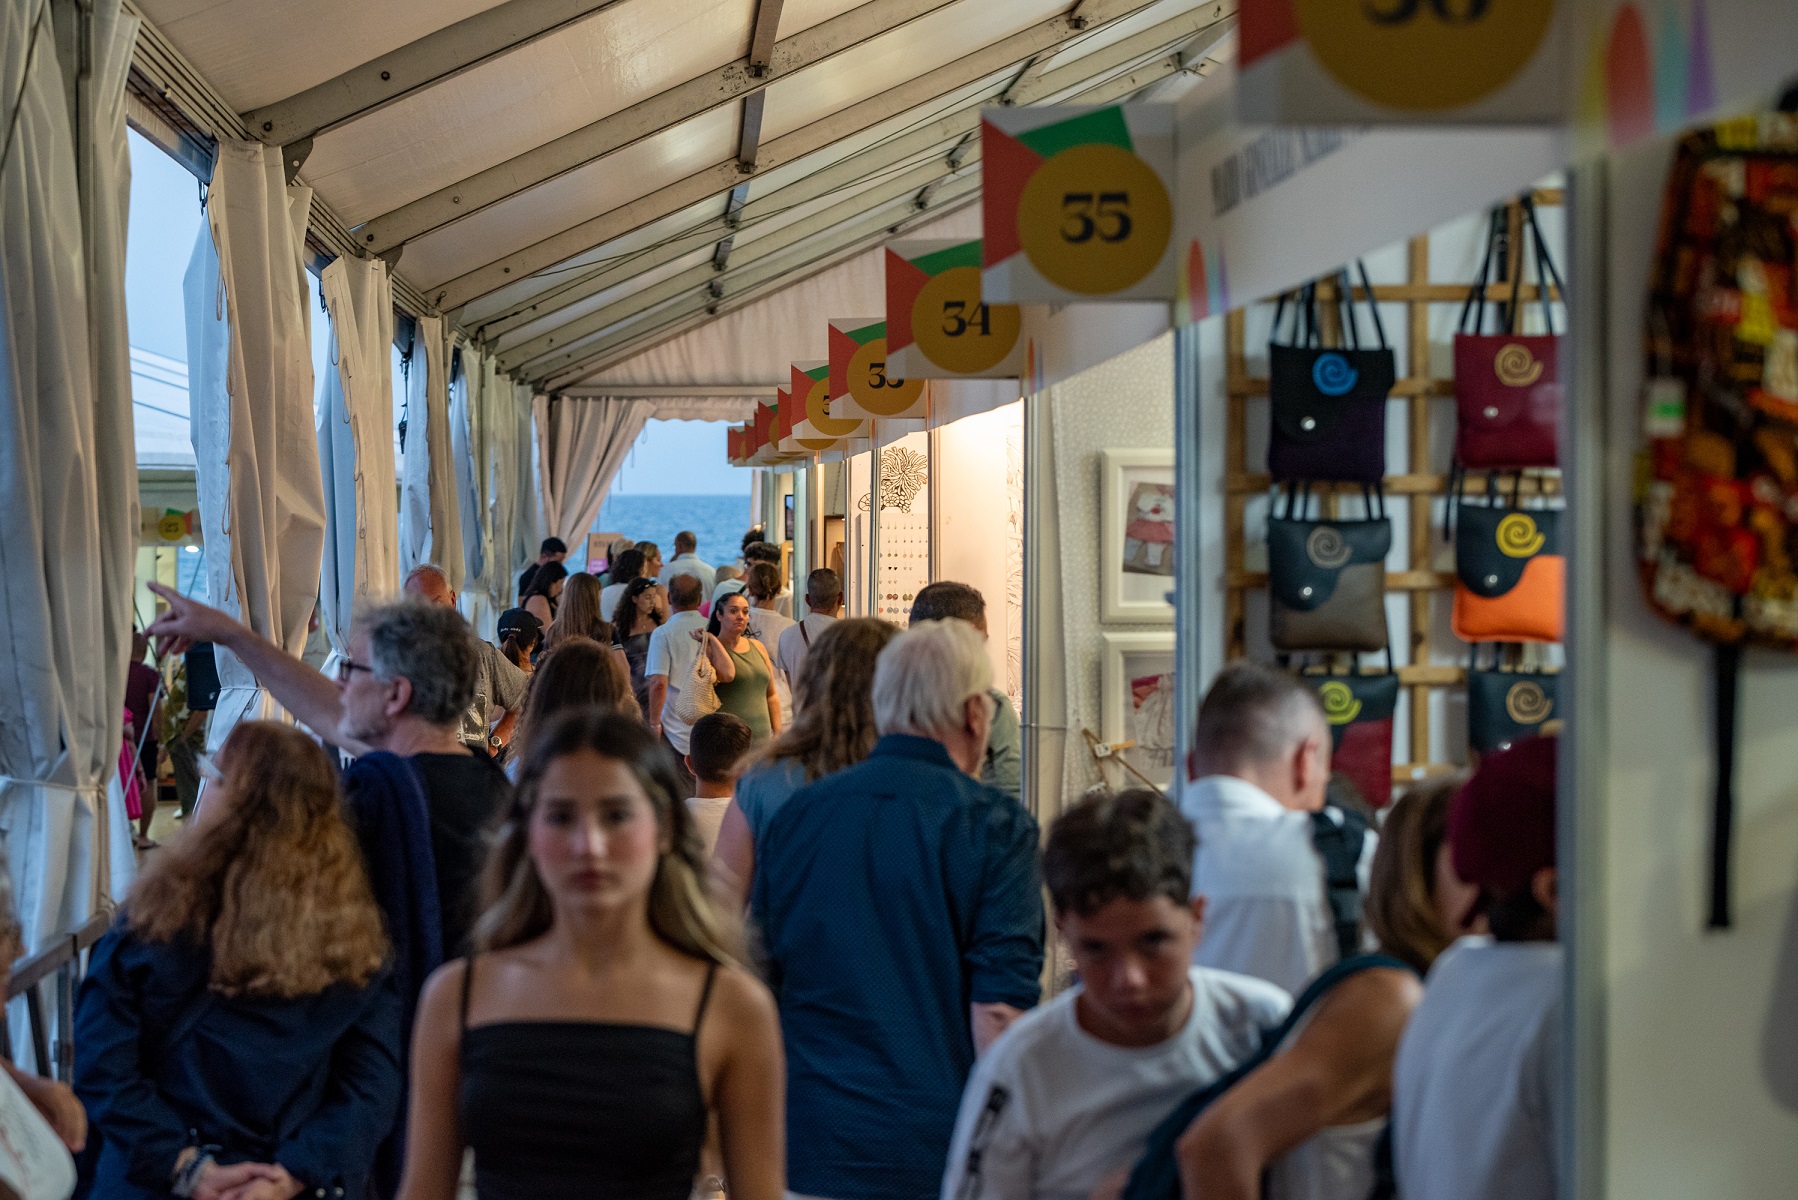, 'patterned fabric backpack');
1636,110,1798,927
